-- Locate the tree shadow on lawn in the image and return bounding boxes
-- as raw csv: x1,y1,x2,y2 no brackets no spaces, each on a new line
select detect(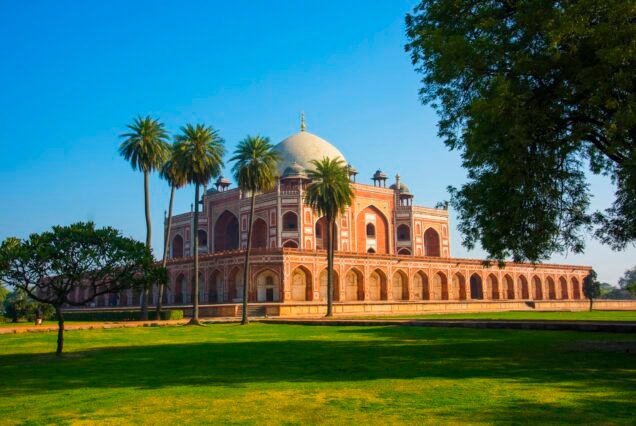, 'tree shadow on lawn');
1,325,635,402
